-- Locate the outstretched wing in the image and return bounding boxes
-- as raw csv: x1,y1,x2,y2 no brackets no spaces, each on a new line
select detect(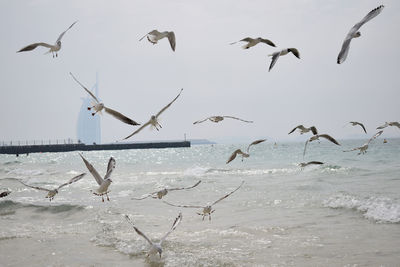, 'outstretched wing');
269,52,280,72
167,31,176,51
79,153,103,185
212,181,245,206
103,157,116,180
303,140,310,157
162,200,204,209
124,215,154,246
247,139,267,153
155,88,183,118
104,107,140,126
17,42,54,52
229,37,252,45
56,21,78,43
260,38,276,47
123,120,152,140
131,194,153,200
70,72,100,103
377,122,389,129
353,5,385,34
168,180,201,191
160,212,182,244
288,125,305,135
223,116,253,123
226,149,240,164
367,130,383,144
193,117,213,125
310,126,318,135
57,173,86,189
319,134,340,145
288,48,300,59
19,181,50,192
337,37,353,64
